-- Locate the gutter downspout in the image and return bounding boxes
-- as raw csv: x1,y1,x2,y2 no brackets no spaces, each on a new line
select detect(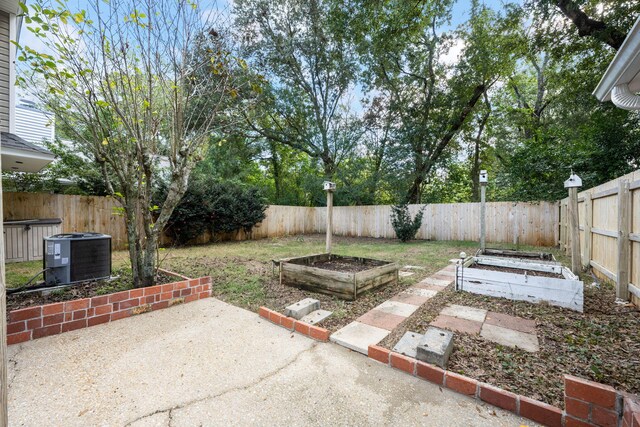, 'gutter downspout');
611,84,640,110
